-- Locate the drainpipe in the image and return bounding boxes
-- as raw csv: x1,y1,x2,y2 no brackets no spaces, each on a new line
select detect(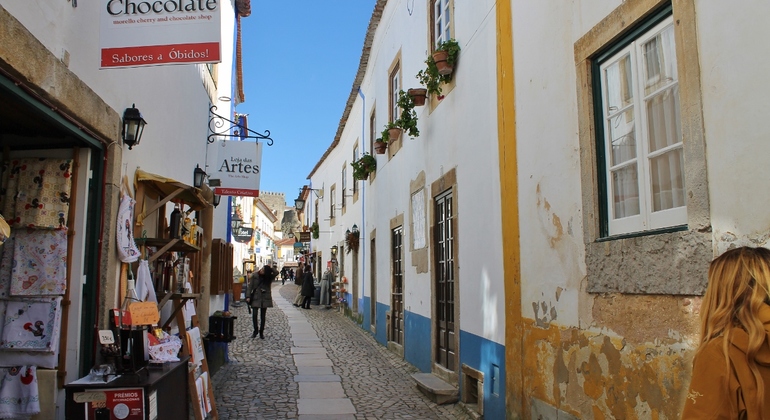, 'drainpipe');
357,87,366,311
